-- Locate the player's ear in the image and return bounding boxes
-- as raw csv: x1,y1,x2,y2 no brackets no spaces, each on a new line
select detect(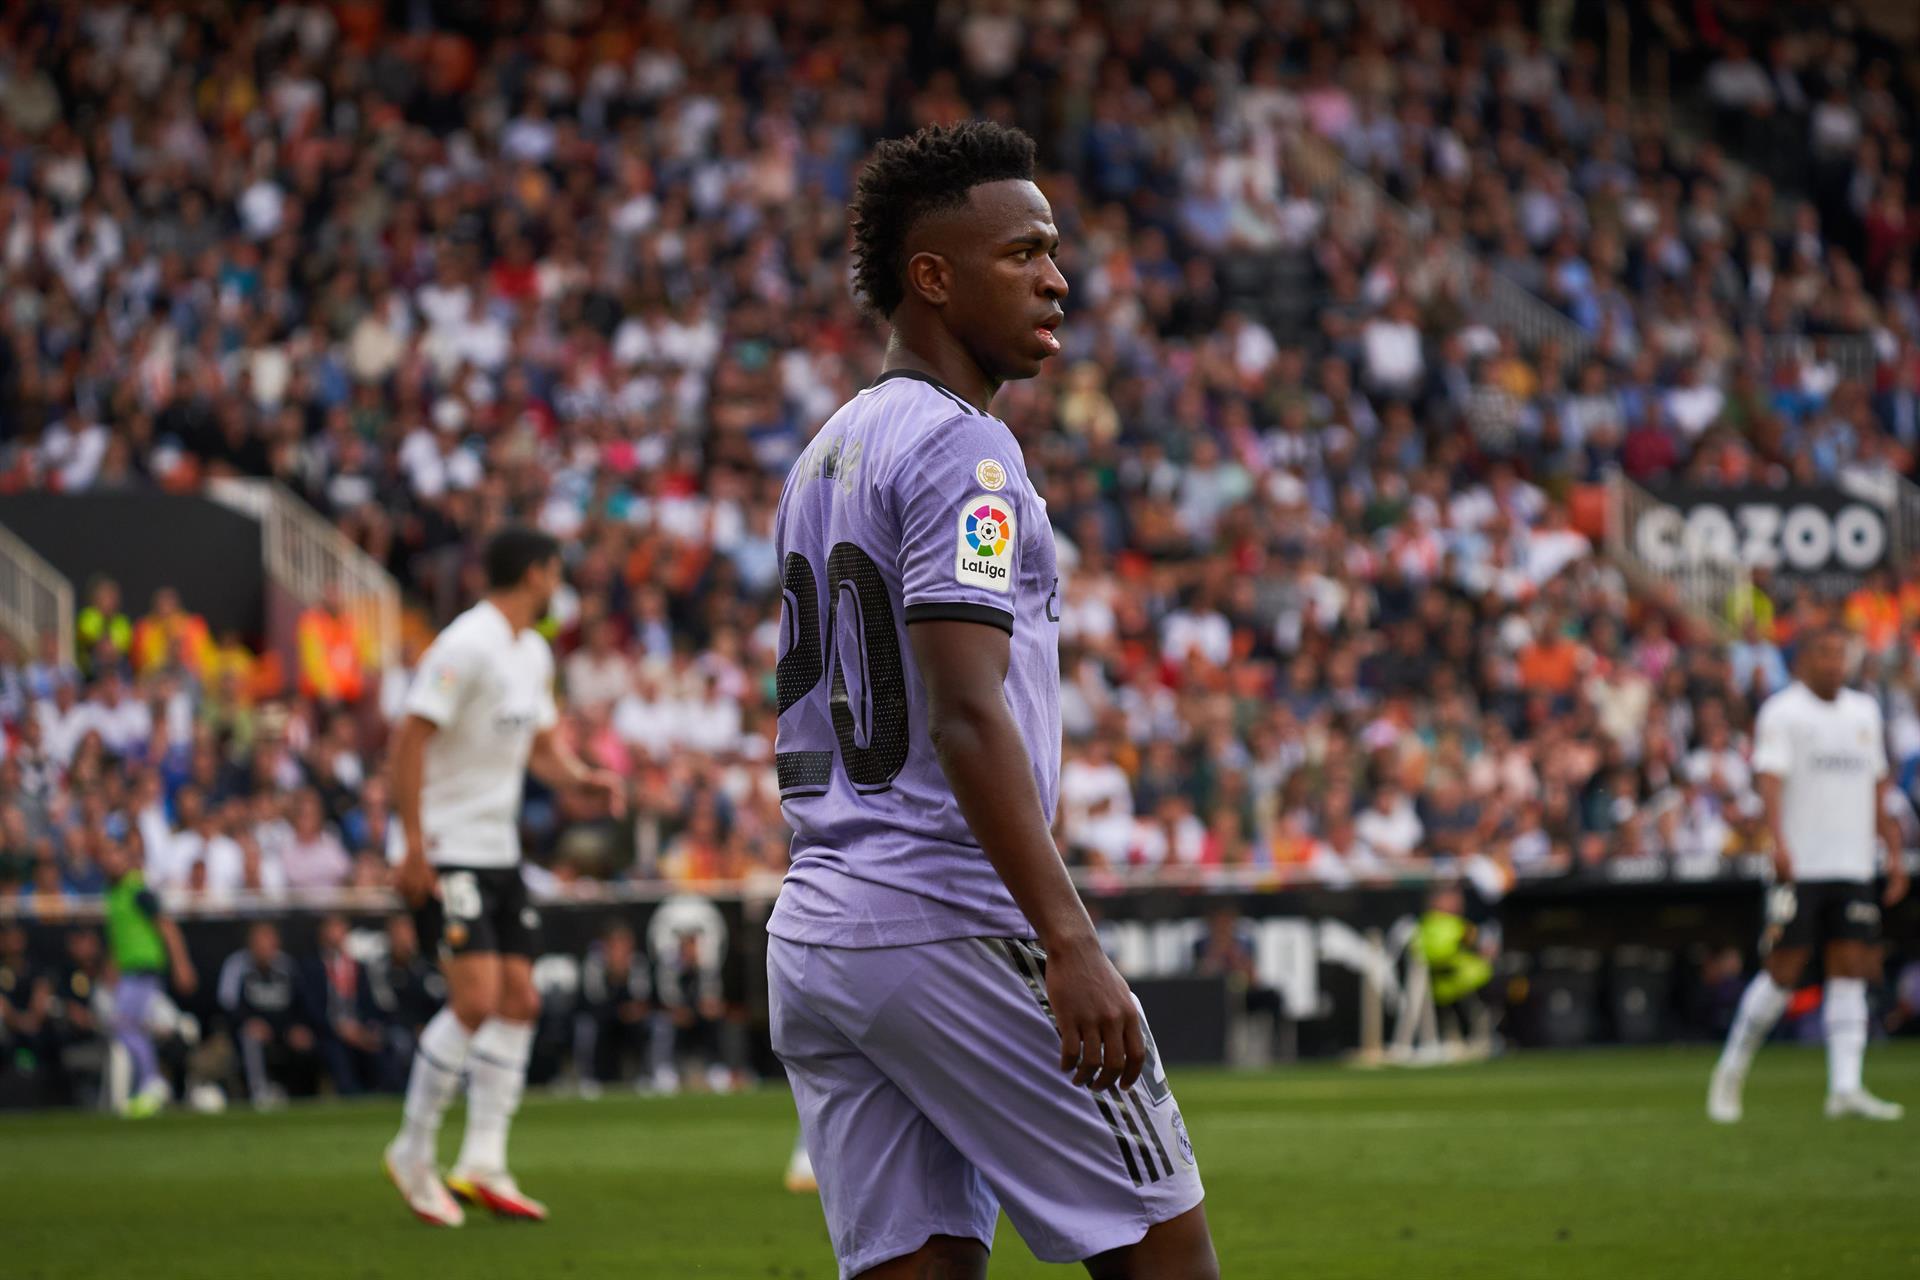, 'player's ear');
904,250,951,308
